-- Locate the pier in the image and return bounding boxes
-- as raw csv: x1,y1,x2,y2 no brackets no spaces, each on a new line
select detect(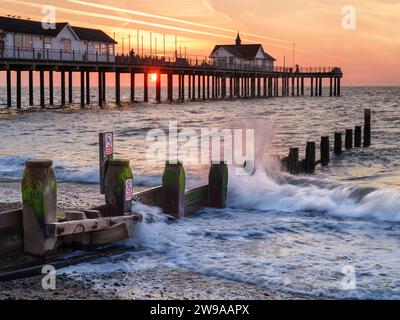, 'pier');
0,53,343,108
